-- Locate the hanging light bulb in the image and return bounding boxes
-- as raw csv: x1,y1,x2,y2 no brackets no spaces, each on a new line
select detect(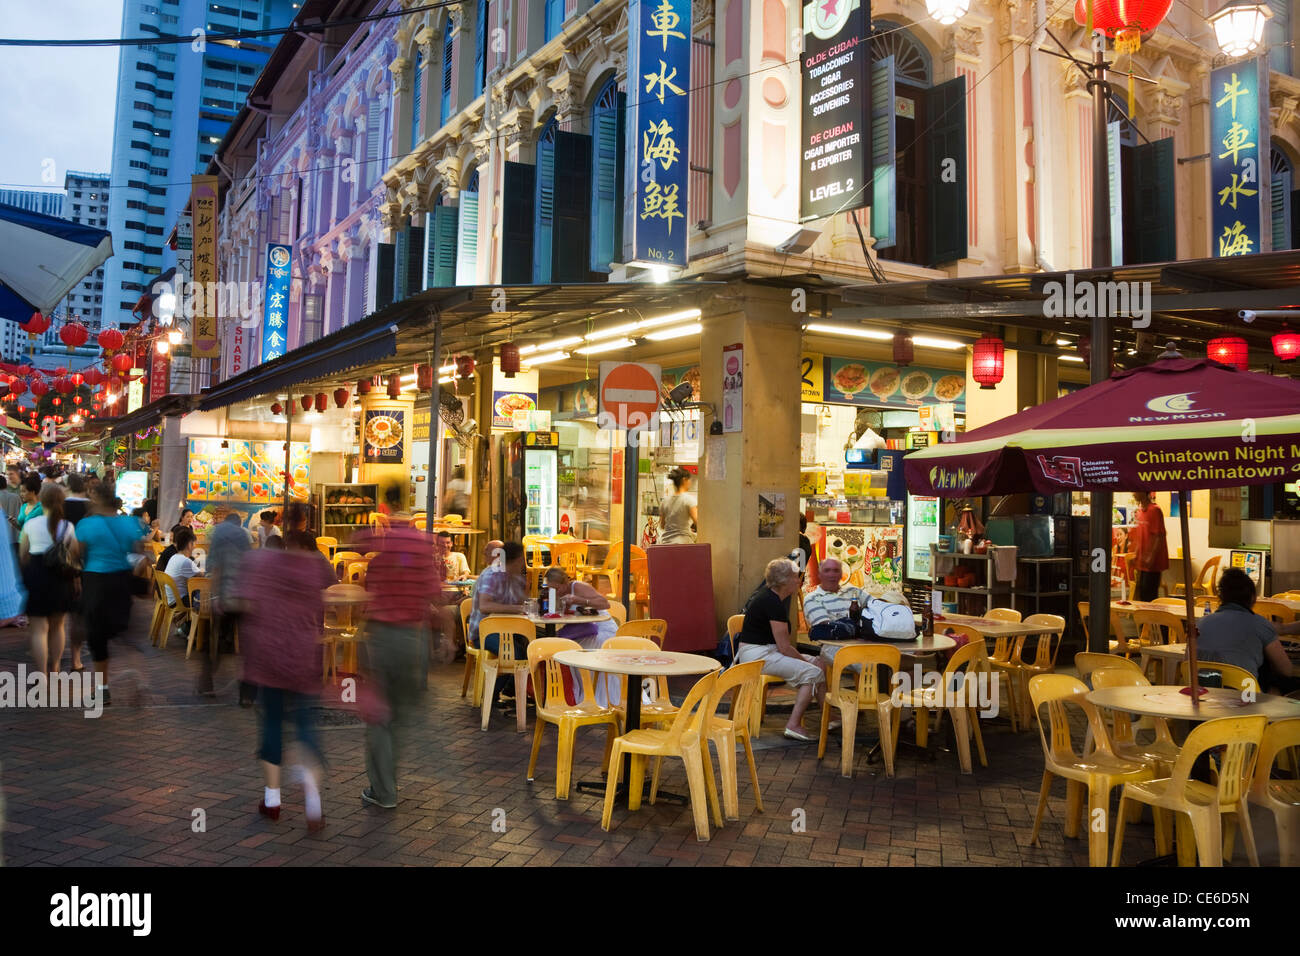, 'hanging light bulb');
156,339,170,354
926,0,970,25
168,328,183,345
